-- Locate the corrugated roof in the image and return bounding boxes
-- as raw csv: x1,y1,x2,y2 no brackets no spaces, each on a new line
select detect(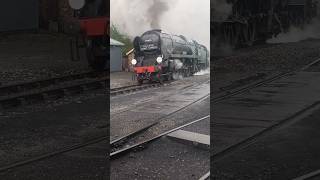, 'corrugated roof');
110,38,124,46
